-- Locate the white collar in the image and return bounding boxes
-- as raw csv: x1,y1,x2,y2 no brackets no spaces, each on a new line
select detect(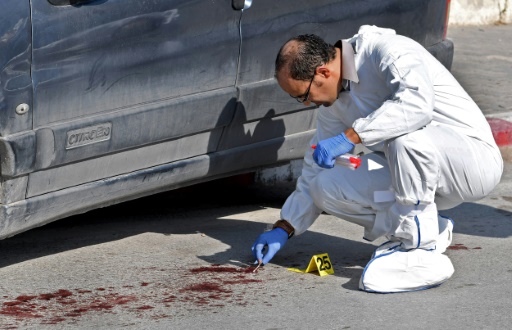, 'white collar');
335,40,359,83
